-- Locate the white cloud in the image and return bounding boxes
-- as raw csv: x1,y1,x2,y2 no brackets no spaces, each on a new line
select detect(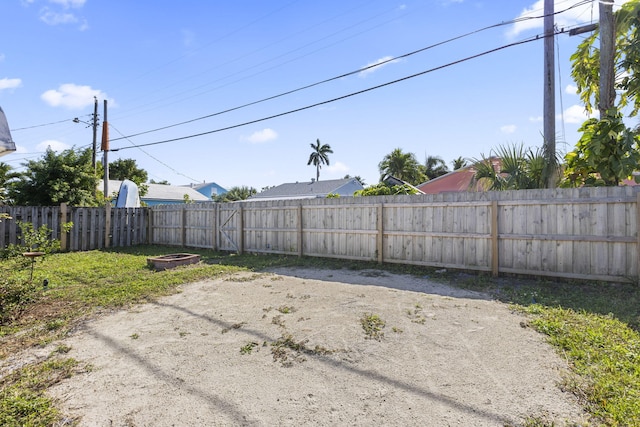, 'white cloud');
565,84,578,95
49,0,86,8
40,8,78,25
529,116,543,122
359,56,401,77
326,161,349,174
0,78,22,91
508,0,632,38
41,84,113,109
36,139,70,152
246,128,278,144
500,124,517,134
561,104,595,124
